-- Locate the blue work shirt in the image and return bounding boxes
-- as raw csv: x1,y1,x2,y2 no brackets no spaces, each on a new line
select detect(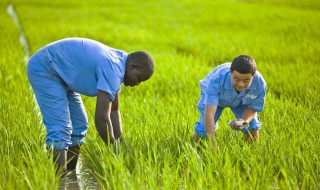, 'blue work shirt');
35,38,128,101
200,63,266,112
